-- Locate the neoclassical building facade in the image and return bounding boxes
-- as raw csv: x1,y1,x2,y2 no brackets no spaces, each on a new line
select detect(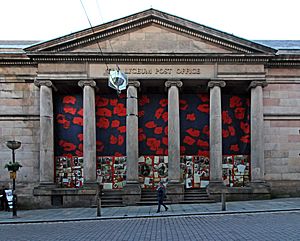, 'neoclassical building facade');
1,9,300,208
